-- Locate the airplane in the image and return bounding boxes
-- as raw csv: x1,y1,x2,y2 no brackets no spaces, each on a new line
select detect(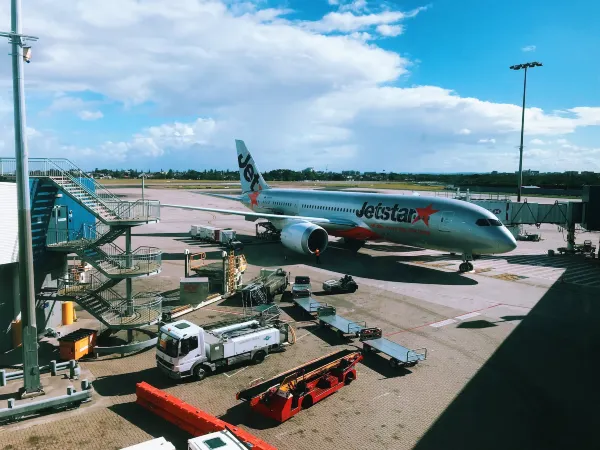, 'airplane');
164,140,517,273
